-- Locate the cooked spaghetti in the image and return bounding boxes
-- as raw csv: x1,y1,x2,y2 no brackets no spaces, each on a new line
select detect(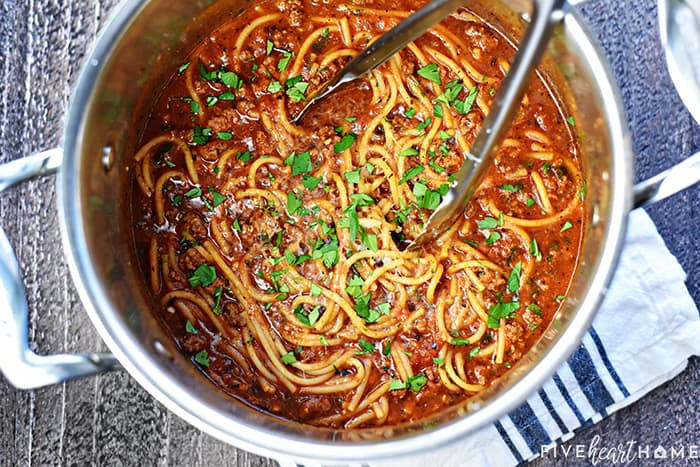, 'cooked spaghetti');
130,0,584,428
